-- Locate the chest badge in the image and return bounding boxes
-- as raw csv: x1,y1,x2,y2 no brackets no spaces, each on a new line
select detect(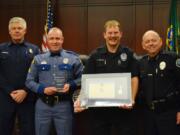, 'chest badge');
63,58,69,64
176,58,180,68
41,60,47,64
159,61,166,70
29,48,33,54
120,53,127,61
